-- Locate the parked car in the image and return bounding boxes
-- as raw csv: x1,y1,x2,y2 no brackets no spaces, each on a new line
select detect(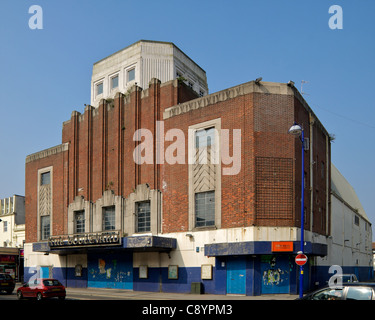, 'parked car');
17,278,66,300
299,283,375,300
0,273,15,294
341,274,358,283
